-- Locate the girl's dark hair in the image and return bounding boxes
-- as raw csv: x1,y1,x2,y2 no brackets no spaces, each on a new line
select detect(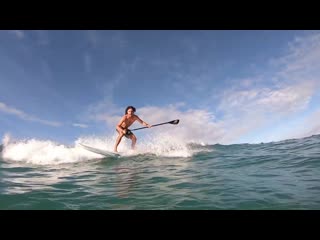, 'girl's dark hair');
125,106,136,114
